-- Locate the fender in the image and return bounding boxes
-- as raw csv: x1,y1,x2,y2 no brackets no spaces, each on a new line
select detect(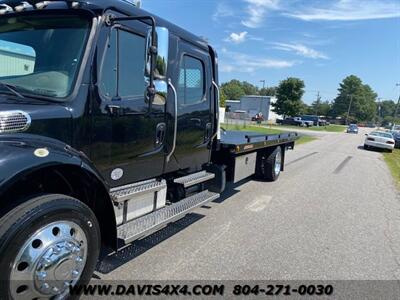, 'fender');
0,133,109,195
0,133,119,248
